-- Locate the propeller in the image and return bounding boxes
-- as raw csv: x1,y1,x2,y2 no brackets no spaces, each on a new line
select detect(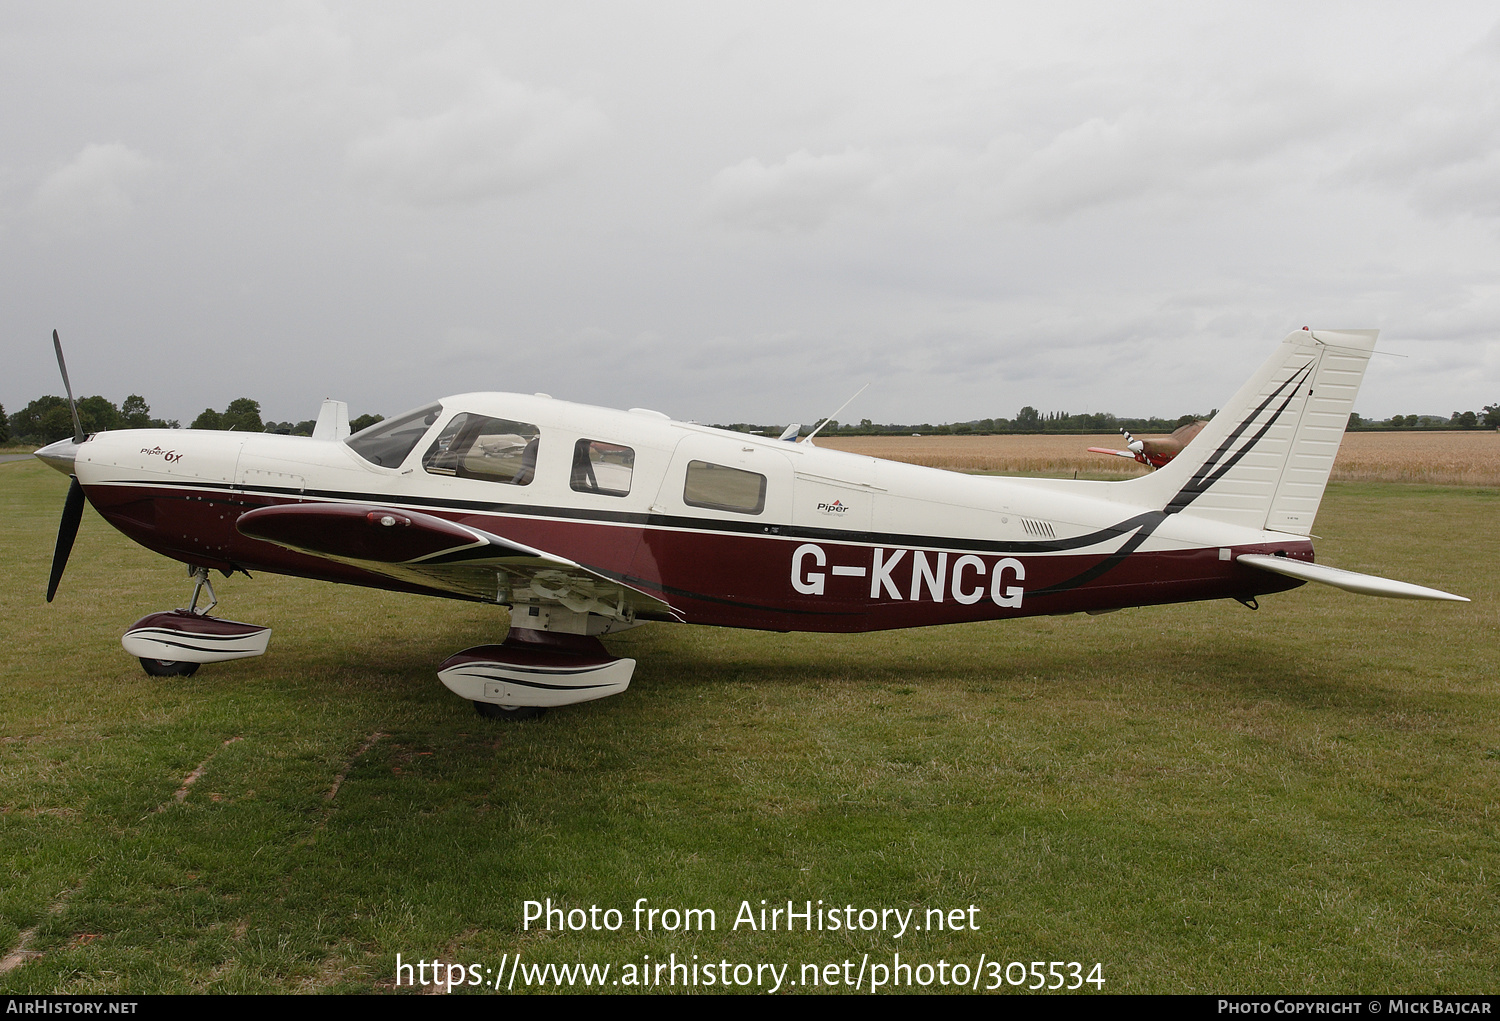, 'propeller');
53,329,86,444
42,329,88,602
47,477,86,602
